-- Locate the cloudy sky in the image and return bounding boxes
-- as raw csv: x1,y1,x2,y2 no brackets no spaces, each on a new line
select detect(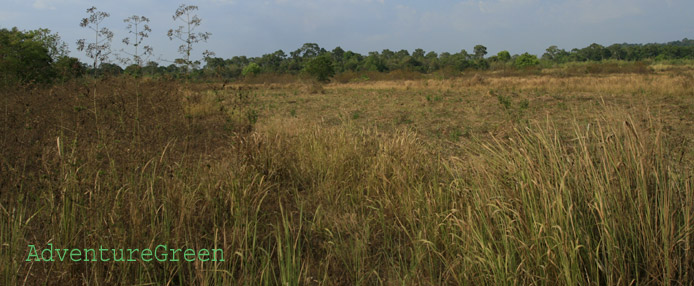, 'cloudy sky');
2,0,692,65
